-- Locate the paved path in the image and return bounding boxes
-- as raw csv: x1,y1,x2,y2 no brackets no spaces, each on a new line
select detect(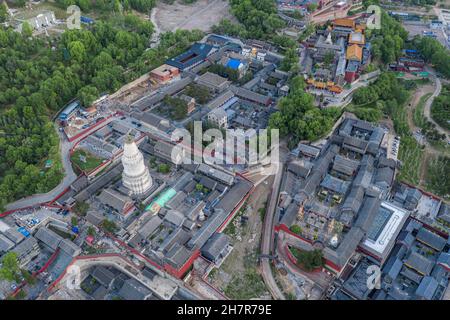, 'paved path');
423,69,448,139
260,144,288,300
